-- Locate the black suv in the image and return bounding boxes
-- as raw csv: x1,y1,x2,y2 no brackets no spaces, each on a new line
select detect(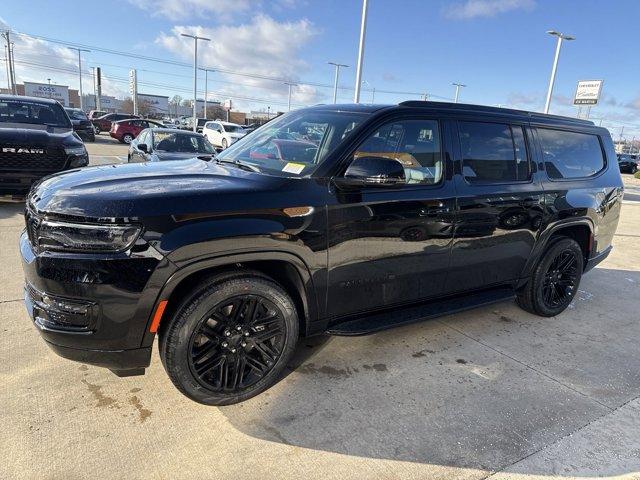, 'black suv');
1,95,88,196
617,153,639,174
20,102,623,405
